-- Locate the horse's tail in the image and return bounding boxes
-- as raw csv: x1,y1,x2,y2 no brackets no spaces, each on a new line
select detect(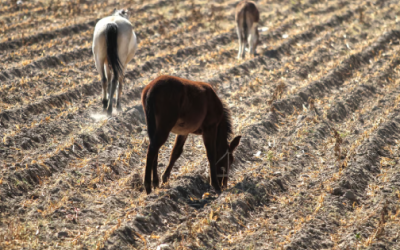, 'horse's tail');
144,90,156,142
105,23,123,81
242,5,248,41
